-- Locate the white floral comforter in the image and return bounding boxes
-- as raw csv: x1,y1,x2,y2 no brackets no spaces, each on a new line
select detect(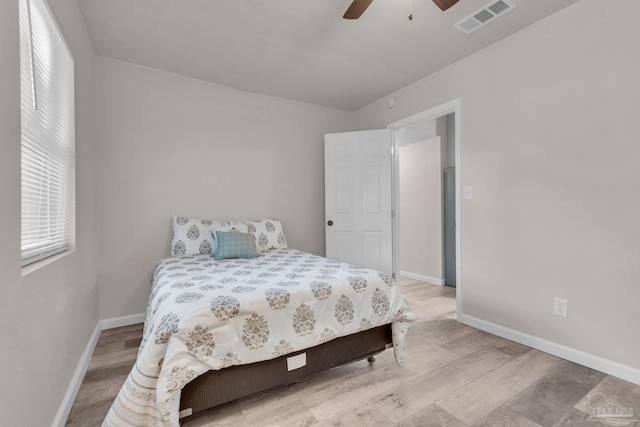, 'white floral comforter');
103,249,415,426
